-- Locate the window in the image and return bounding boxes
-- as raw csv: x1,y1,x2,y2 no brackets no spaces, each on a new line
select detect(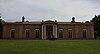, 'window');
10,29,15,38
35,29,40,38
58,29,63,38
25,29,30,39
83,29,87,39
68,29,73,39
